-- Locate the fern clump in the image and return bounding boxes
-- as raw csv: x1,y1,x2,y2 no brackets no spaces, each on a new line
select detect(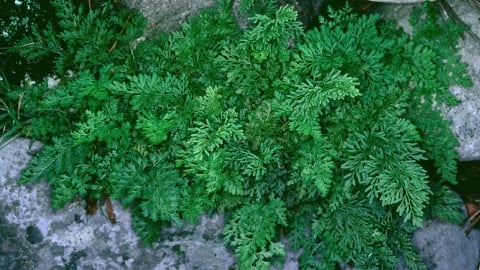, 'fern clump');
3,0,471,269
